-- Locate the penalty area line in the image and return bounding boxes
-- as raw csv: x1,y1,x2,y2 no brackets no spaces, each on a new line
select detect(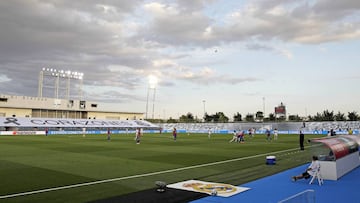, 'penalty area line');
0,147,301,199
